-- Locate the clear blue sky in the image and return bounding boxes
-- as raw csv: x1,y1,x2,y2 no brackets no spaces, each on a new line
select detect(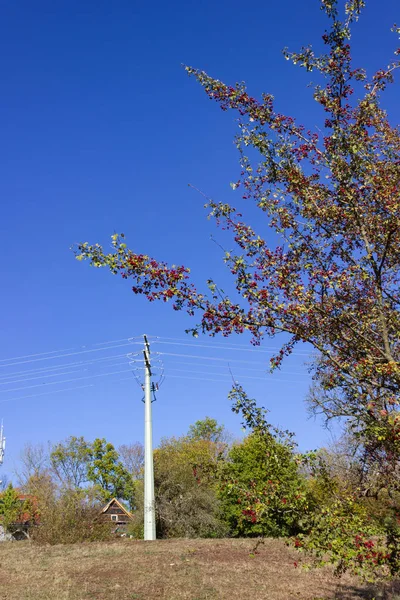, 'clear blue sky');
0,0,398,478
